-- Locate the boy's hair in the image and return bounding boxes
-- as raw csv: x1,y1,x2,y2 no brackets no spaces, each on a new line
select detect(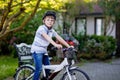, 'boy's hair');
42,11,56,20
